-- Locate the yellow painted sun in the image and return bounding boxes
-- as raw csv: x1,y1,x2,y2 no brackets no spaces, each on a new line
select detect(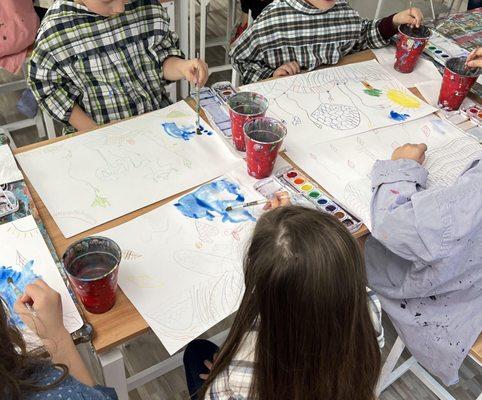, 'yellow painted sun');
387,89,421,109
